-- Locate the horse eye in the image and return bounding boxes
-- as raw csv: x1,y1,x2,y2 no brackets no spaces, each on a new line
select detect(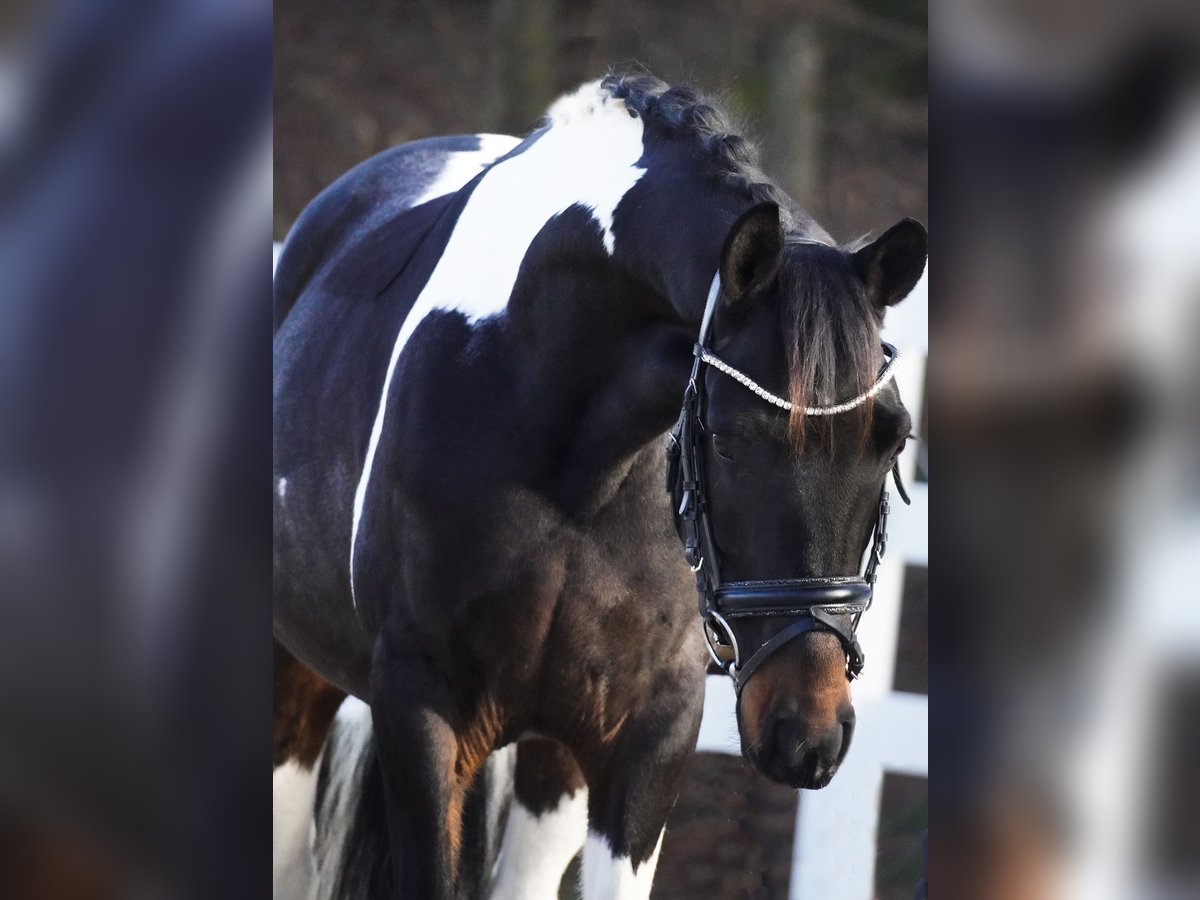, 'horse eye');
711,433,736,462
891,433,914,463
